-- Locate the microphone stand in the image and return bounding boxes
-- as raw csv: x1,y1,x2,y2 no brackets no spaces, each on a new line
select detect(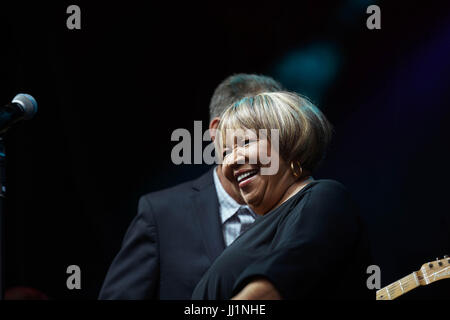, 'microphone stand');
0,137,5,300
